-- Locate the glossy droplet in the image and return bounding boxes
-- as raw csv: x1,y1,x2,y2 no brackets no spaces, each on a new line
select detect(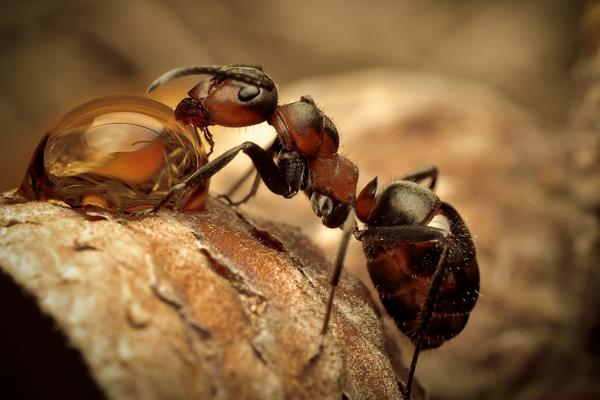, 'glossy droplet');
18,96,209,212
